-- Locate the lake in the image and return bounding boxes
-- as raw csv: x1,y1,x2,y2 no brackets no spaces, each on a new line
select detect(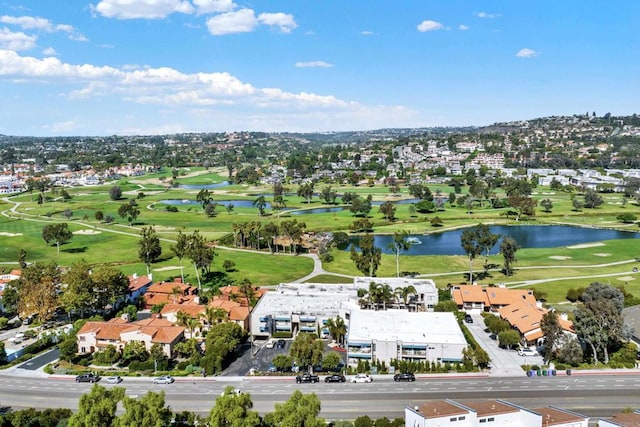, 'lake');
347,225,640,256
